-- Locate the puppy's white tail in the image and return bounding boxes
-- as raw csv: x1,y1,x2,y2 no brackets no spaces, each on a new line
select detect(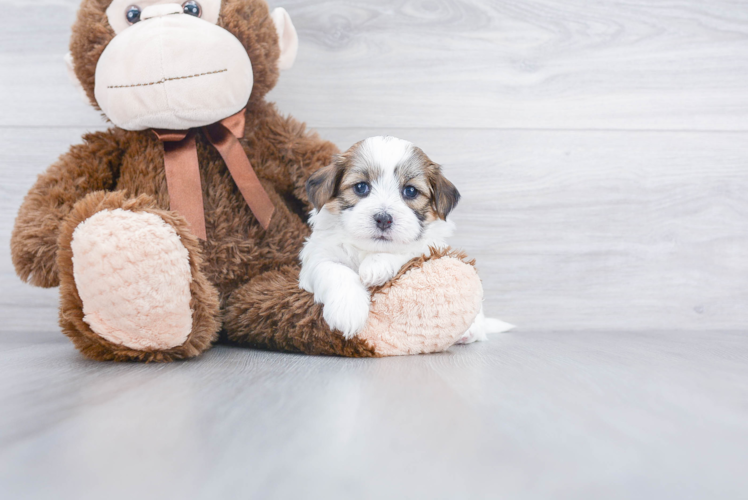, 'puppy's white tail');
484,317,515,334
456,313,515,345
